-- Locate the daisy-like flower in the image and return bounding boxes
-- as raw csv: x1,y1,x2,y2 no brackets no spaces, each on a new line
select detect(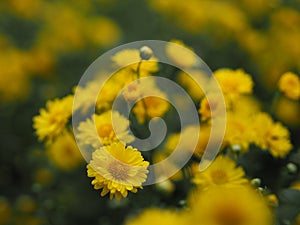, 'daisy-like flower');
125,208,188,225
87,142,149,200
33,95,73,143
192,155,248,189
47,131,84,171
278,72,300,100
166,39,197,68
76,110,134,148
252,113,293,158
224,111,254,152
188,186,273,225
213,68,254,99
